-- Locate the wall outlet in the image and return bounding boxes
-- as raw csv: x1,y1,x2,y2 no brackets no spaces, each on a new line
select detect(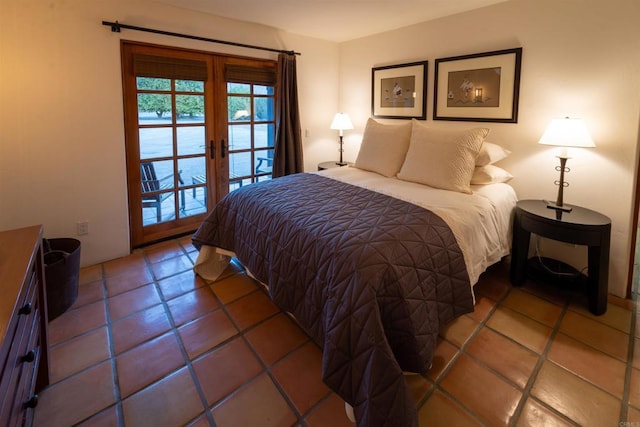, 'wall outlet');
77,221,89,236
